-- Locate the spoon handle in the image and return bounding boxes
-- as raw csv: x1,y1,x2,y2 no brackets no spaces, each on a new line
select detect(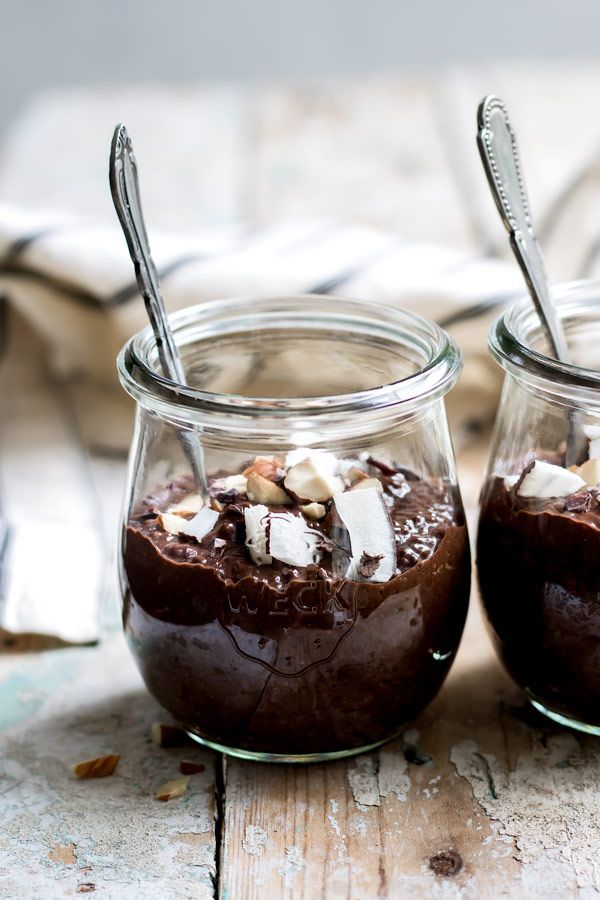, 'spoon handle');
110,125,186,383
477,95,571,362
110,125,206,490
